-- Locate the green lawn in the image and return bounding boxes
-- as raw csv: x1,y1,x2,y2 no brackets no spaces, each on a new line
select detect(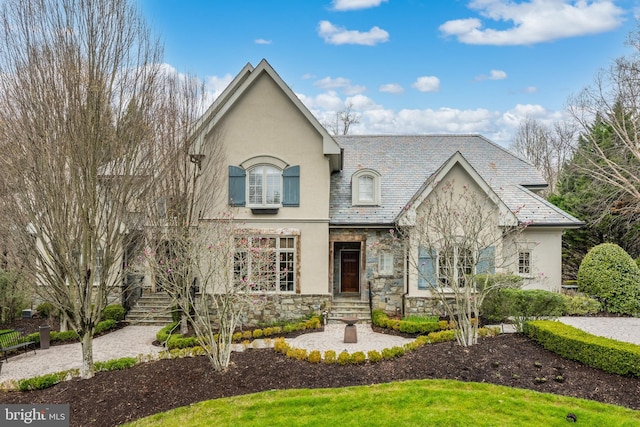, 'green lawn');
125,379,640,427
